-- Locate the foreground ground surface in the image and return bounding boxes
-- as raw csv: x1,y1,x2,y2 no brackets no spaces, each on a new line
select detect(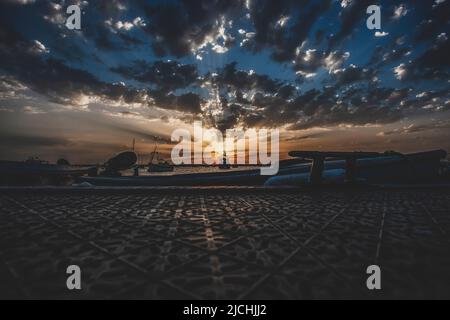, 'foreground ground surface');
0,187,449,299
